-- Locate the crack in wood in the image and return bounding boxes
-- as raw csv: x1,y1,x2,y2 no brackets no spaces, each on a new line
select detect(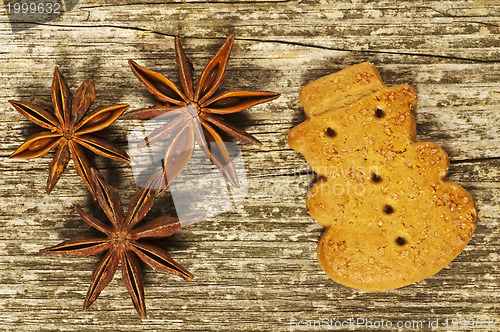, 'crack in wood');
251,170,313,178
450,156,500,164
79,0,294,10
